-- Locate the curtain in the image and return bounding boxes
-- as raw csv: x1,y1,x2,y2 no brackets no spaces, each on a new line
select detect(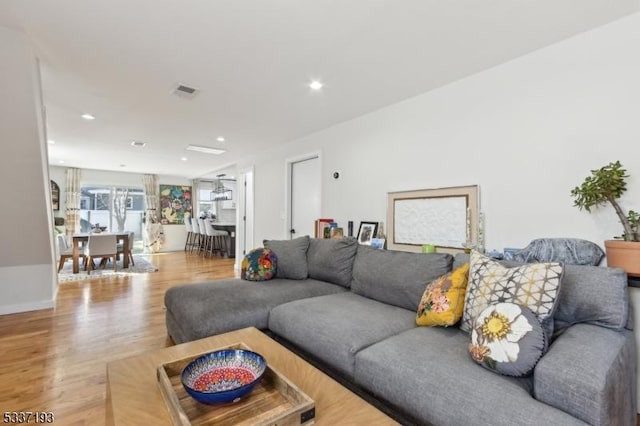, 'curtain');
142,174,164,253
64,168,81,238
192,179,200,218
